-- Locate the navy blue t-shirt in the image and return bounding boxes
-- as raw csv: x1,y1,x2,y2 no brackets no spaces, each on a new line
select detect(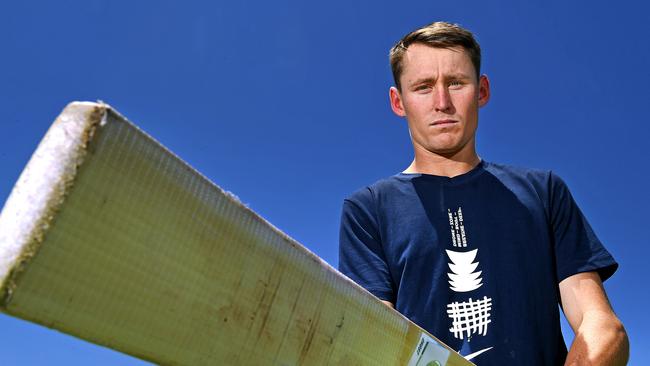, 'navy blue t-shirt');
338,161,617,365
